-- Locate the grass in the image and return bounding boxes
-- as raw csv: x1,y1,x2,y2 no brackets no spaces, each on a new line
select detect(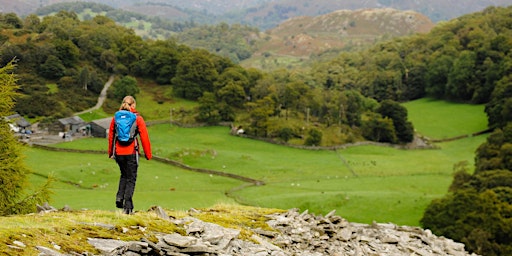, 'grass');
26,147,242,211
76,78,198,123
0,209,178,254
33,127,487,226
77,108,111,122
25,96,490,227
232,135,486,224
0,204,282,255
134,80,198,121
403,98,488,139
